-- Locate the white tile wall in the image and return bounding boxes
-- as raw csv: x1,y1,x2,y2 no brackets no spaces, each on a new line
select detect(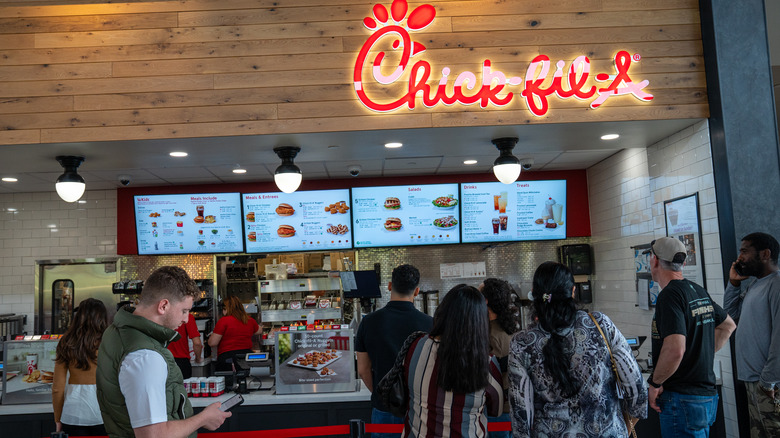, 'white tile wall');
0,190,118,333
587,120,737,437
